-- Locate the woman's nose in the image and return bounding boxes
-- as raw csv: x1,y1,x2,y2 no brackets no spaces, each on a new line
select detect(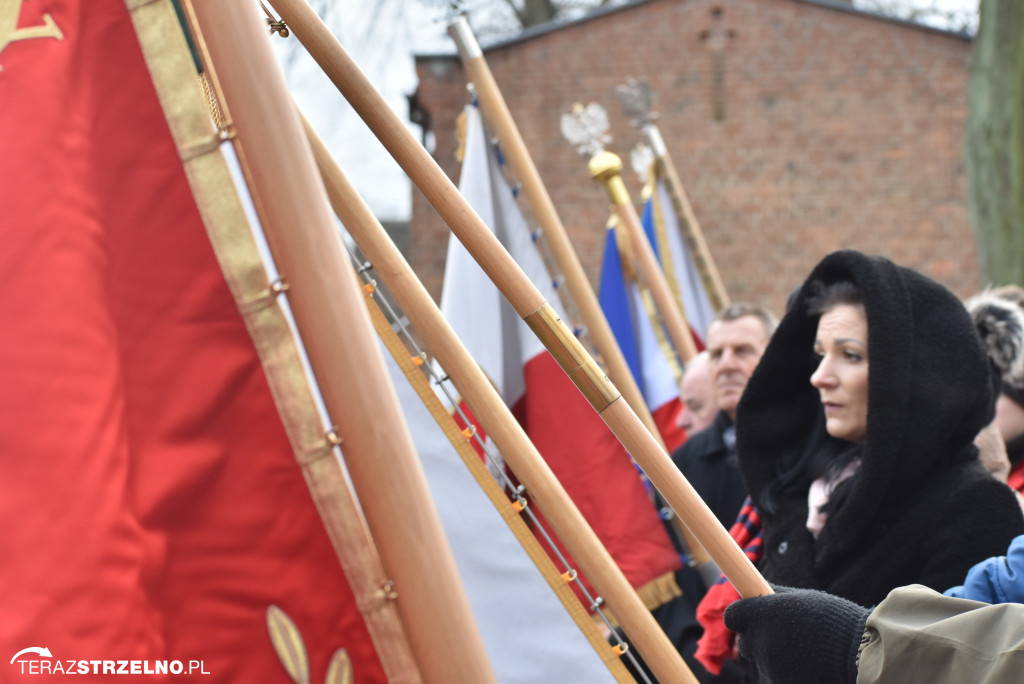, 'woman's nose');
810,357,834,388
